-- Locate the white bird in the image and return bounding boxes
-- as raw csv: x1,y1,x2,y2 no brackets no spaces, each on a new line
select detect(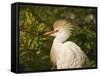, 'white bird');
44,20,89,69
